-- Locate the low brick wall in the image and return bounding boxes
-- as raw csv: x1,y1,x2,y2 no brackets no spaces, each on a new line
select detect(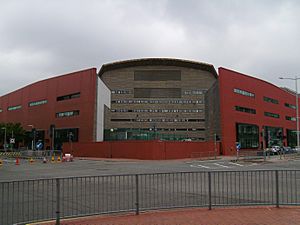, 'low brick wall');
63,140,220,160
